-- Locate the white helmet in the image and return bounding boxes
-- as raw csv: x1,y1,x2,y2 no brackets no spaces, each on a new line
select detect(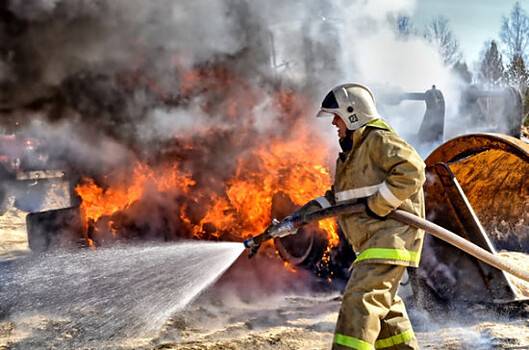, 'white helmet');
316,83,380,130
